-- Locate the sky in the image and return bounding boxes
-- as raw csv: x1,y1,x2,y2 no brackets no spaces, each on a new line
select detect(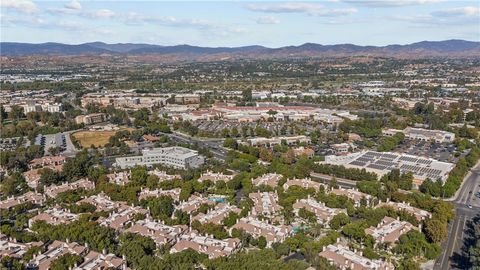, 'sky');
1,0,479,47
